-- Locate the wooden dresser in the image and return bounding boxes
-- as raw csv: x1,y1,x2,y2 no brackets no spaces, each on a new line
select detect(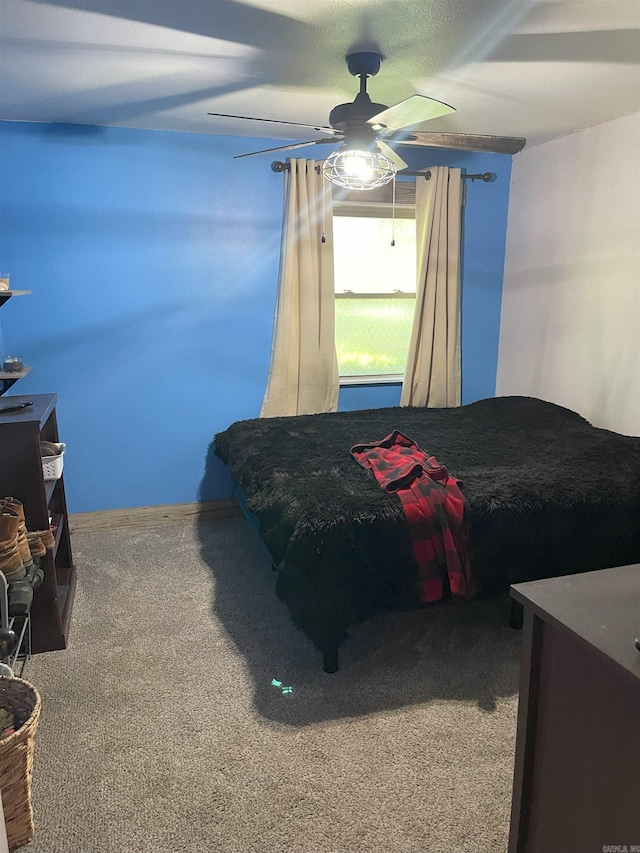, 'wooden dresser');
509,564,640,852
